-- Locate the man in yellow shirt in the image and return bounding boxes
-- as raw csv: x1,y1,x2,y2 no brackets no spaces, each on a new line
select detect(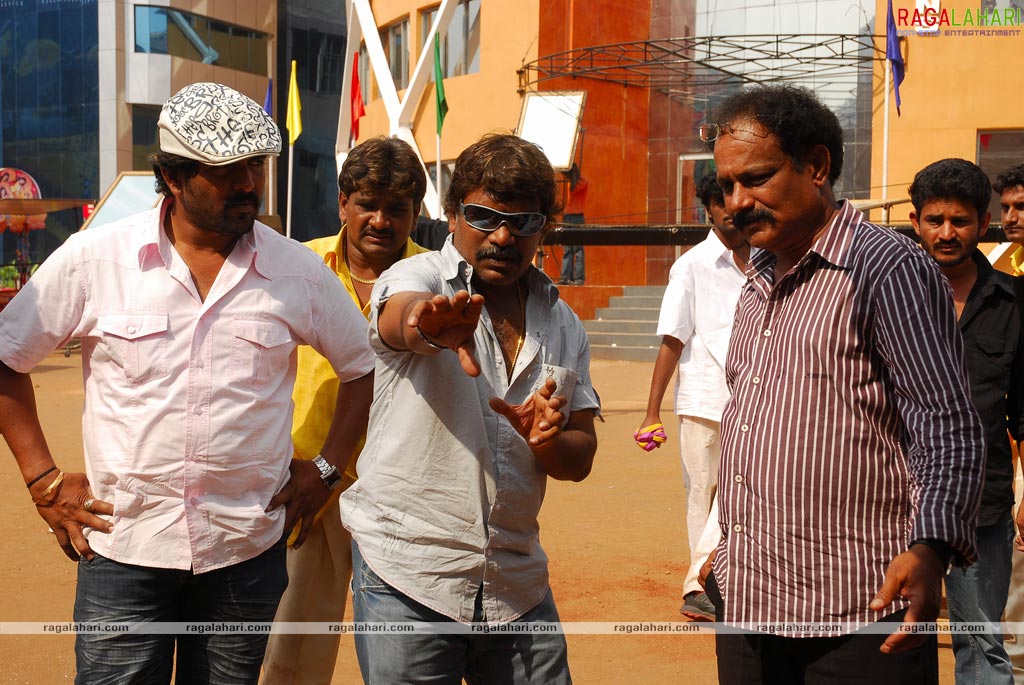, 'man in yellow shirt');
995,164,1024,275
262,136,431,684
